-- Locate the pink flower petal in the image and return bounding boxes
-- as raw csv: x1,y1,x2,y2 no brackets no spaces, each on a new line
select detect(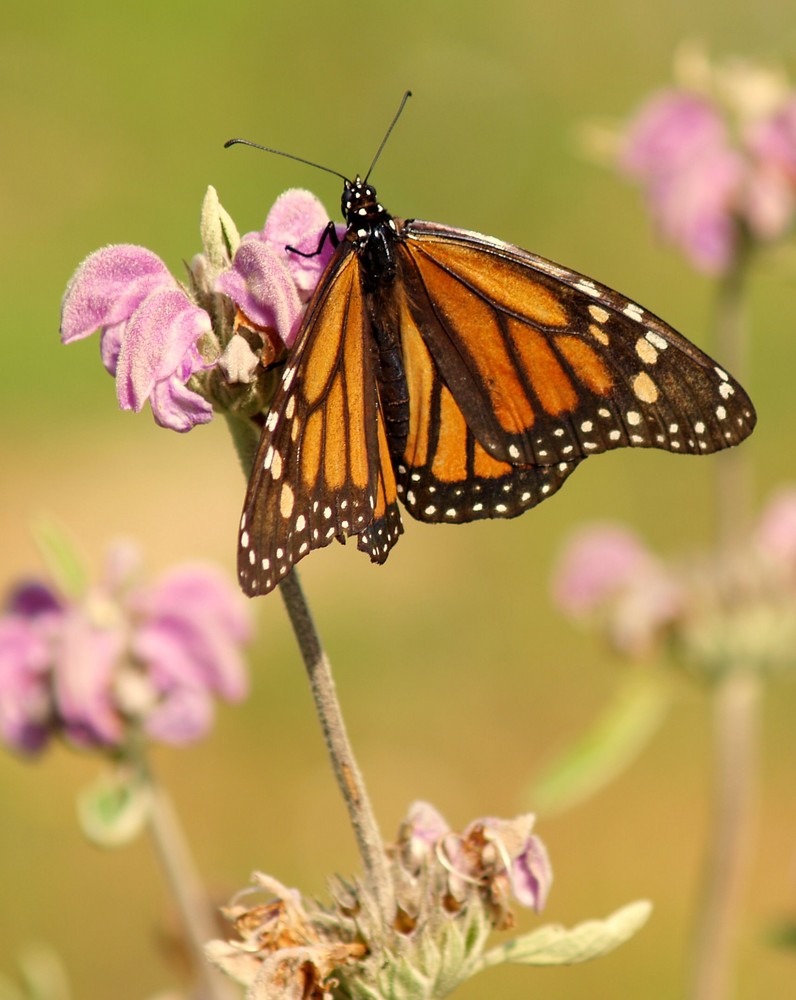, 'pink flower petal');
620,91,744,272
115,287,211,413
60,245,172,345
149,375,214,431
755,487,796,564
217,241,303,346
53,606,126,748
260,188,342,298
129,564,251,702
553,525,654,615
510,833,553,912
0,617,54,754
621,92,727,176
144,686,214,745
